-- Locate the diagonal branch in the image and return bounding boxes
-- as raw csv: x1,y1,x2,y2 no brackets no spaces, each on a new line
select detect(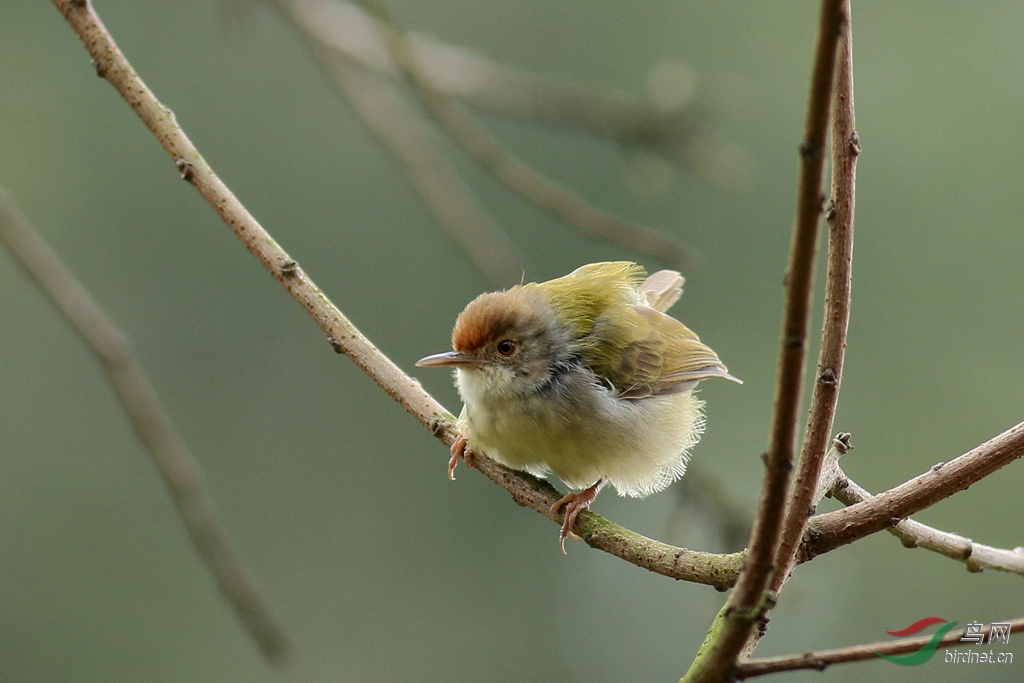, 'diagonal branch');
828,467,1024,576
802,419,1024,560
50,0,741,590
275,0,731,179
733,616,1024,679
680,1,845,681
273,0,525,286
350,0,694,271
0,188,292,663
